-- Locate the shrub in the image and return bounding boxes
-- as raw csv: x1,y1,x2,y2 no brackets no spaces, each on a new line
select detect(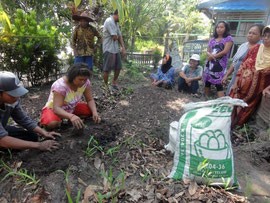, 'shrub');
0,9,61,85
152,47,162,68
